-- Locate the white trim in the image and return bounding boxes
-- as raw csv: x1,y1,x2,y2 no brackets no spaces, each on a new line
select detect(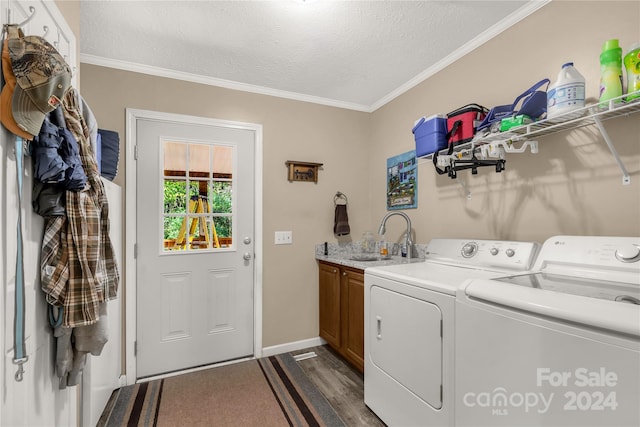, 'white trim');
369,0,551,111
81,1,548,114
125,109,264,384
262,337,327,358
81,54,371,112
